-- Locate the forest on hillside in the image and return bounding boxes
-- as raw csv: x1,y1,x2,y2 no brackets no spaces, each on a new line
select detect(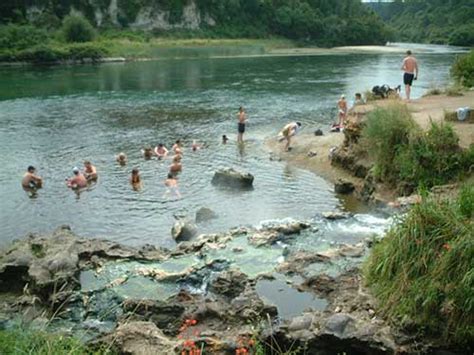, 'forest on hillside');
0,0,390,46
369,0,474,46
